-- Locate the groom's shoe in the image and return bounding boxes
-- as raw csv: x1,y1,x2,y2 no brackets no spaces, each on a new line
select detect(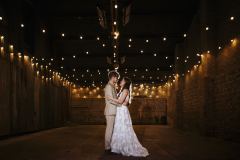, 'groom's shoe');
104,149,111,154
